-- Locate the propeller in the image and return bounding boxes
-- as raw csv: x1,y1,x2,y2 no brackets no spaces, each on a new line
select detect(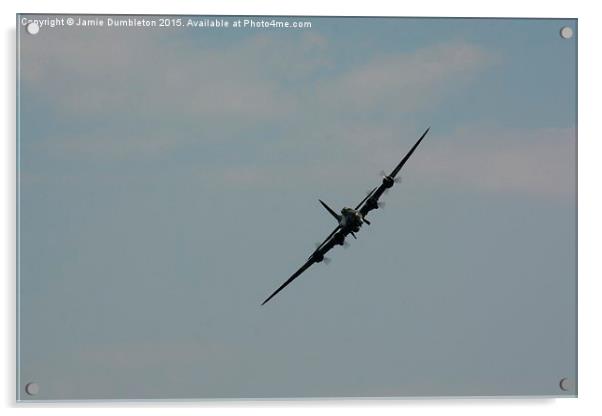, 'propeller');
312,243,331,264
379,171,401,181
378,201,386,209
379,171,401,194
